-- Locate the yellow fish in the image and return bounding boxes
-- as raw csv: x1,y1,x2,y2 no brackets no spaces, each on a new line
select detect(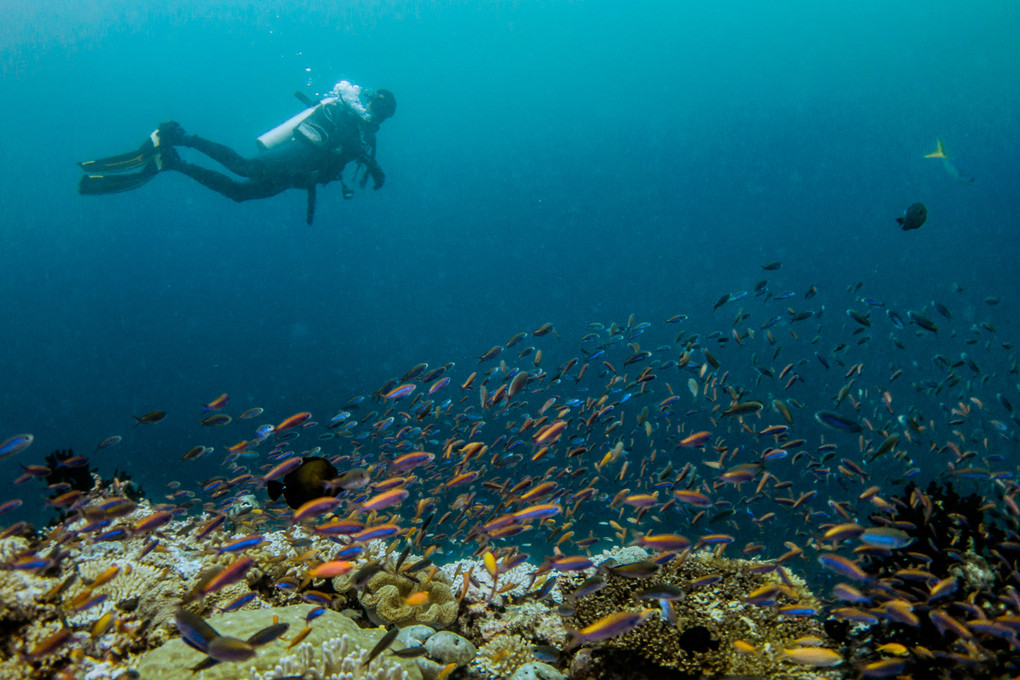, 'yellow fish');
924,138,974,183
924,138,948,159
781,647,843,667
